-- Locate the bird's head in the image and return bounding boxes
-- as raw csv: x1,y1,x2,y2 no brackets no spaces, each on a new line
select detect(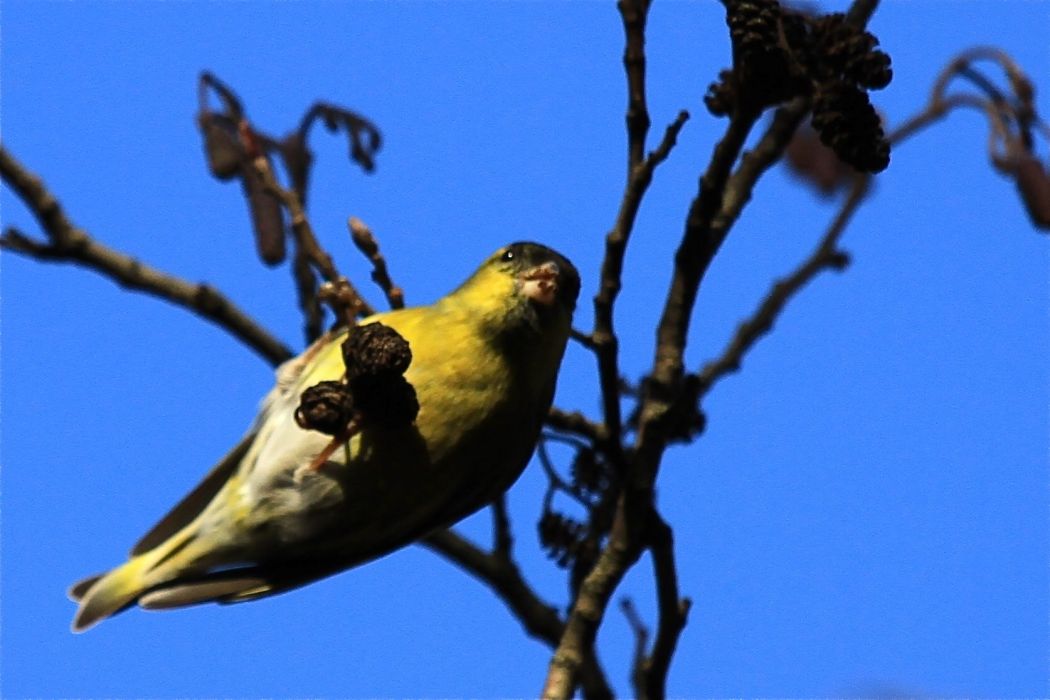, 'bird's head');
449,242,580,347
